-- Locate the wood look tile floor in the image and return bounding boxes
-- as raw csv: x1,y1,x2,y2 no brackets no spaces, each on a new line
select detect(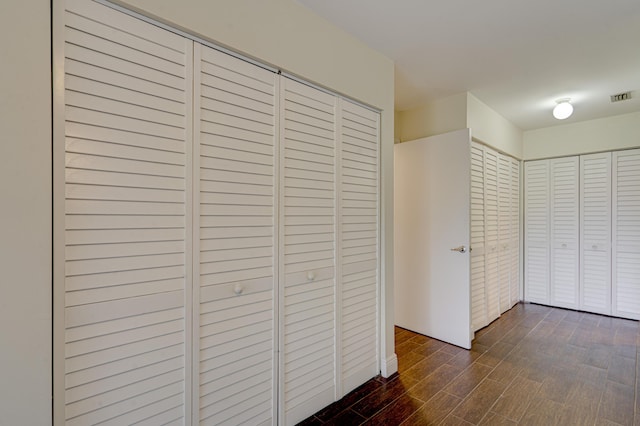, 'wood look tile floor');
298,303,640,425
